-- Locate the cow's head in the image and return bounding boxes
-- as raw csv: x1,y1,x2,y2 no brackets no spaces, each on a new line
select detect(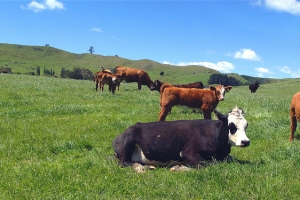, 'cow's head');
210,85,233,101
150,80,164,92
214,107,250,147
